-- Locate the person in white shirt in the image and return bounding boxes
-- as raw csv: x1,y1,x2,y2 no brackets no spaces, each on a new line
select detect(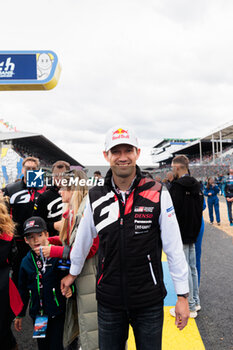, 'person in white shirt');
61,126,189,350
